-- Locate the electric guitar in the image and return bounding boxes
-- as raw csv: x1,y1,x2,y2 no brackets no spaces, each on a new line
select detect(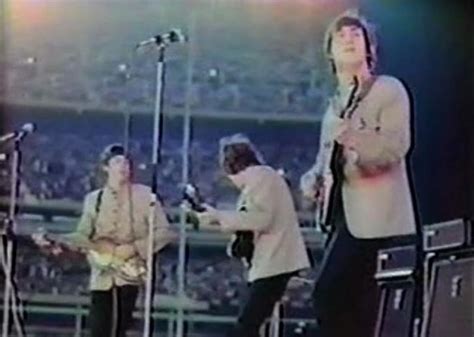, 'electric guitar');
314,77,361,233
31,231,147,283
183,184,254,266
